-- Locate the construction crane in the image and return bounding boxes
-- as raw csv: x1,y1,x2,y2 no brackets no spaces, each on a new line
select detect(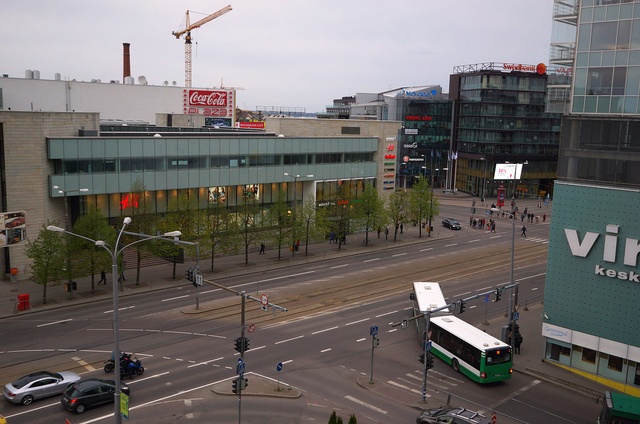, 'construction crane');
172,5,232,88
